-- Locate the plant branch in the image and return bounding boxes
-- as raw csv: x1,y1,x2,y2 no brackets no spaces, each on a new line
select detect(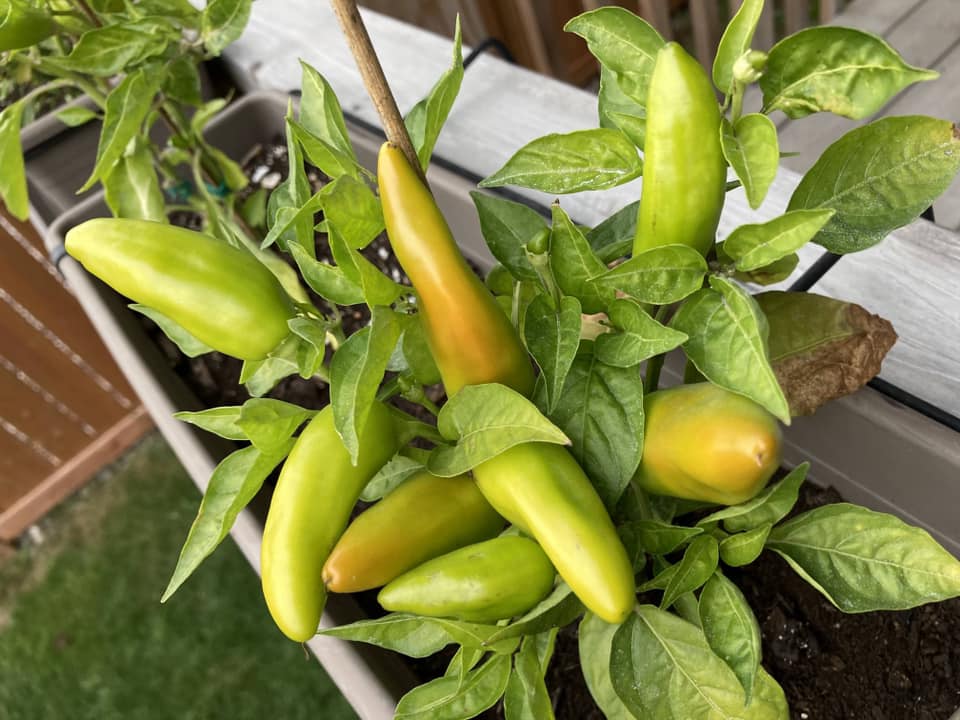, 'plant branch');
329,0,427,185
72,0,101,27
